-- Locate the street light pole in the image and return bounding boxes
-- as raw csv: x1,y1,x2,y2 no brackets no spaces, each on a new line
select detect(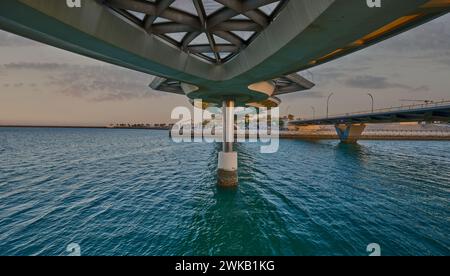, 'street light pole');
310,106,315,120
368,93,374,113
326,92,334,118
